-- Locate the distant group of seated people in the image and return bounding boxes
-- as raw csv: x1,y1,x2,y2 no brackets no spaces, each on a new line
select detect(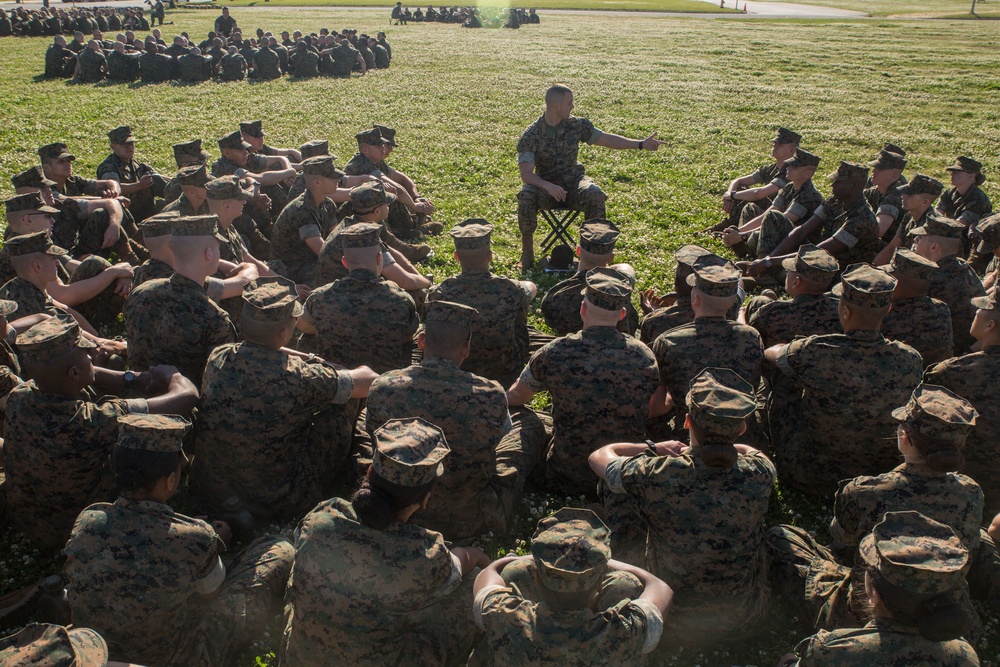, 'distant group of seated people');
392,2,539,27
42,11,393,84
1,5,149,38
